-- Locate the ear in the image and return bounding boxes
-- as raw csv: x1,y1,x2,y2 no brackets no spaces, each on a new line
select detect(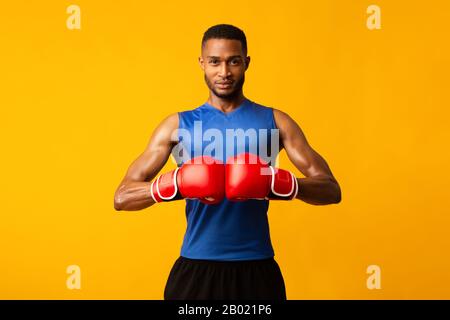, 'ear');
245,56,251,71
198,56,205,71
